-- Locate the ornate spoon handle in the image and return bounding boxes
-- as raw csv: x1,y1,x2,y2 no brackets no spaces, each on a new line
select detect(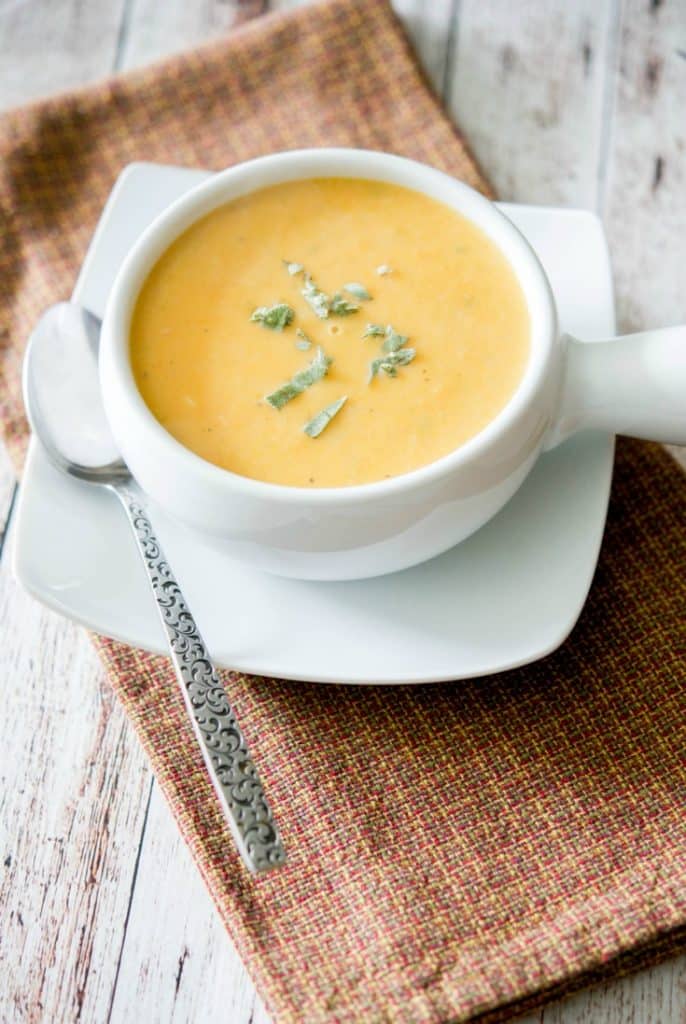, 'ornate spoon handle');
113,483,286,874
